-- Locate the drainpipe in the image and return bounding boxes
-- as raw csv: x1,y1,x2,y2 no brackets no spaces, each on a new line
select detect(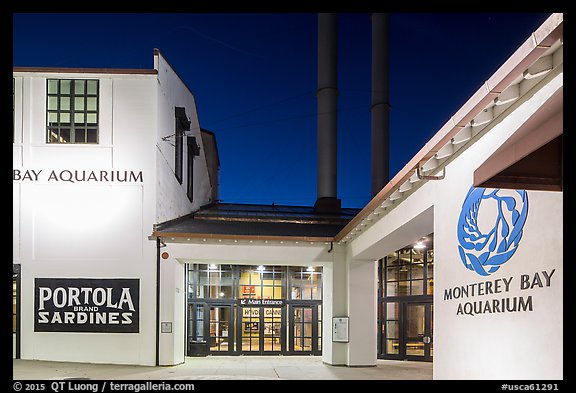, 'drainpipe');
155,237,161,366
